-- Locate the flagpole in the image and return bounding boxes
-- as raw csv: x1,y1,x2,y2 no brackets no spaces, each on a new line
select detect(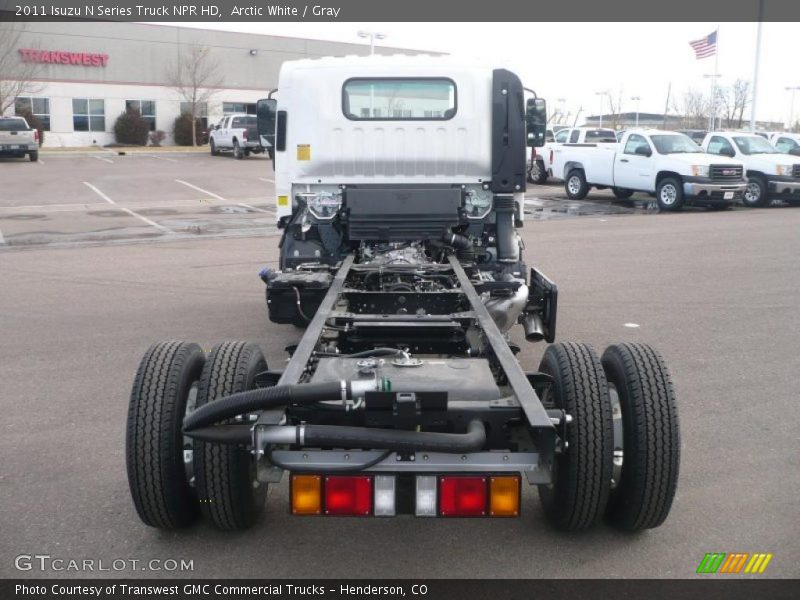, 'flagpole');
750,0,764,132
711,27,719,130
